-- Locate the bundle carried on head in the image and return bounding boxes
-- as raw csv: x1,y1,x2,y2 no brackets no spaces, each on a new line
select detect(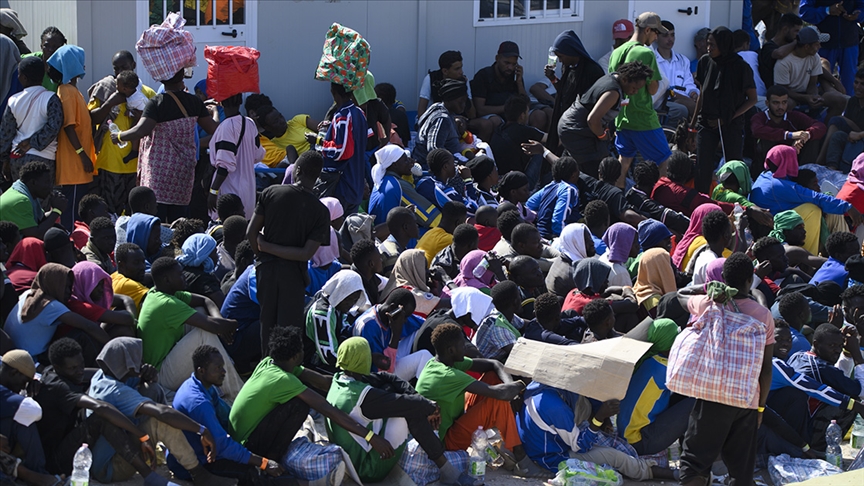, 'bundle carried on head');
314,23,371,91
205,45,260,102
135,12,196,82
